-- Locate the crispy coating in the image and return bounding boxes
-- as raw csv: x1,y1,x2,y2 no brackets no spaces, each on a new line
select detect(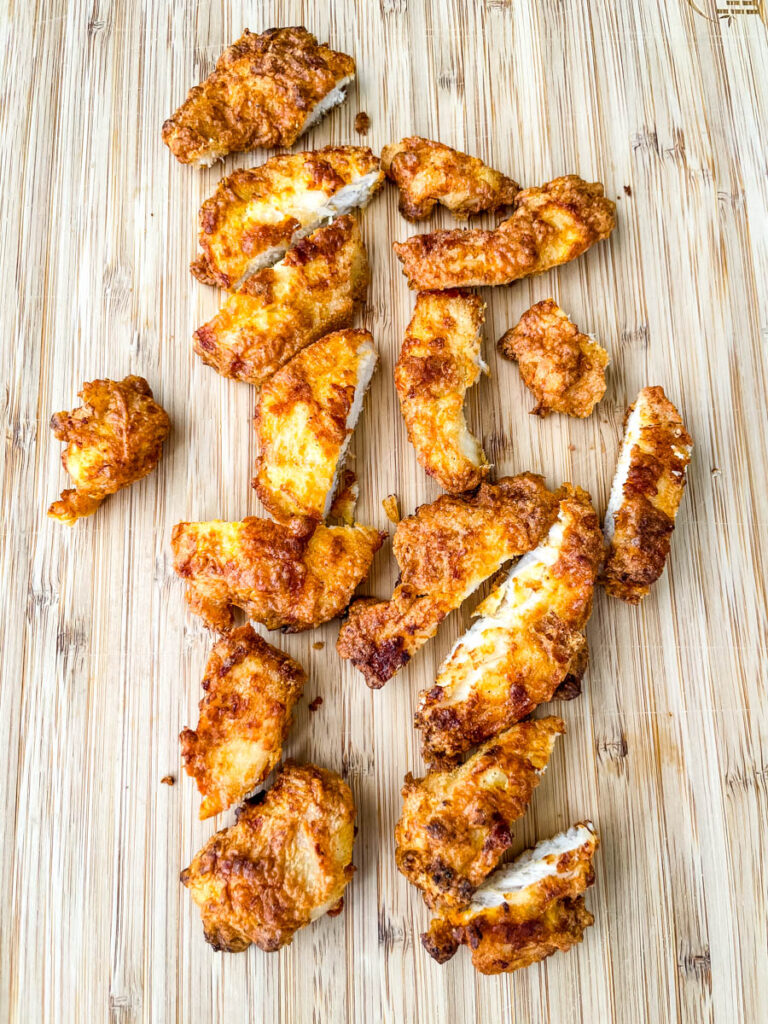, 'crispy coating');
393,175,616,291
395,717,564,910
336,474,560,687
162,28,355,166
415,486,603,766
381,136,519,221
253,329,378,521
395,291,489,493
181,761,356,952
602,386,692,603
180,626,307,819
498,299,608,417
172,516,384,633
47,376,170,524
422,821,598,974
190,147,382,289
193,216,369,386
